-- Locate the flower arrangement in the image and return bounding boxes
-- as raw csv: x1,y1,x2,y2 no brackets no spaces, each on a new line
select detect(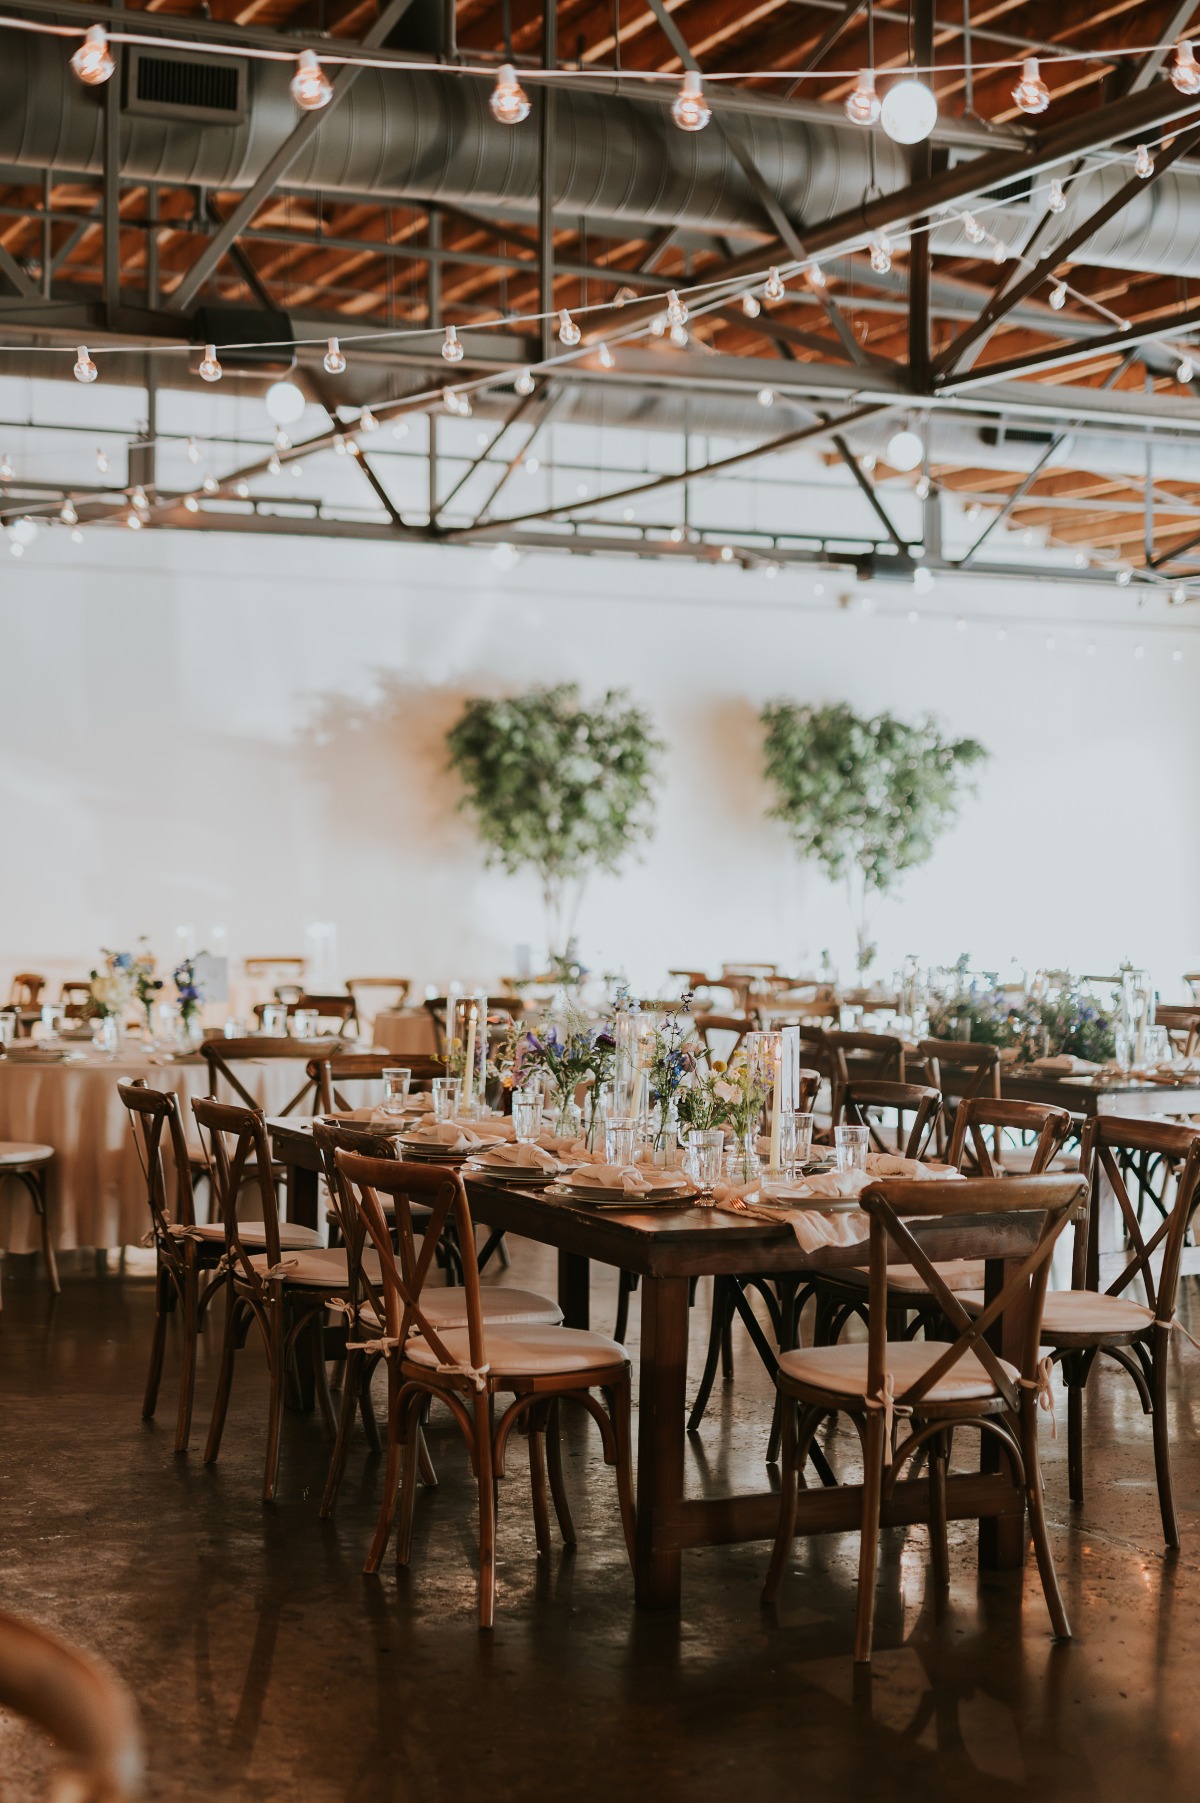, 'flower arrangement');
173,956,205,1031
129,941,163,1028
510,1000,616,1143
927,955,1116,1063
646,999,703,1148
927,956,1024,1051
89,950,136,1020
